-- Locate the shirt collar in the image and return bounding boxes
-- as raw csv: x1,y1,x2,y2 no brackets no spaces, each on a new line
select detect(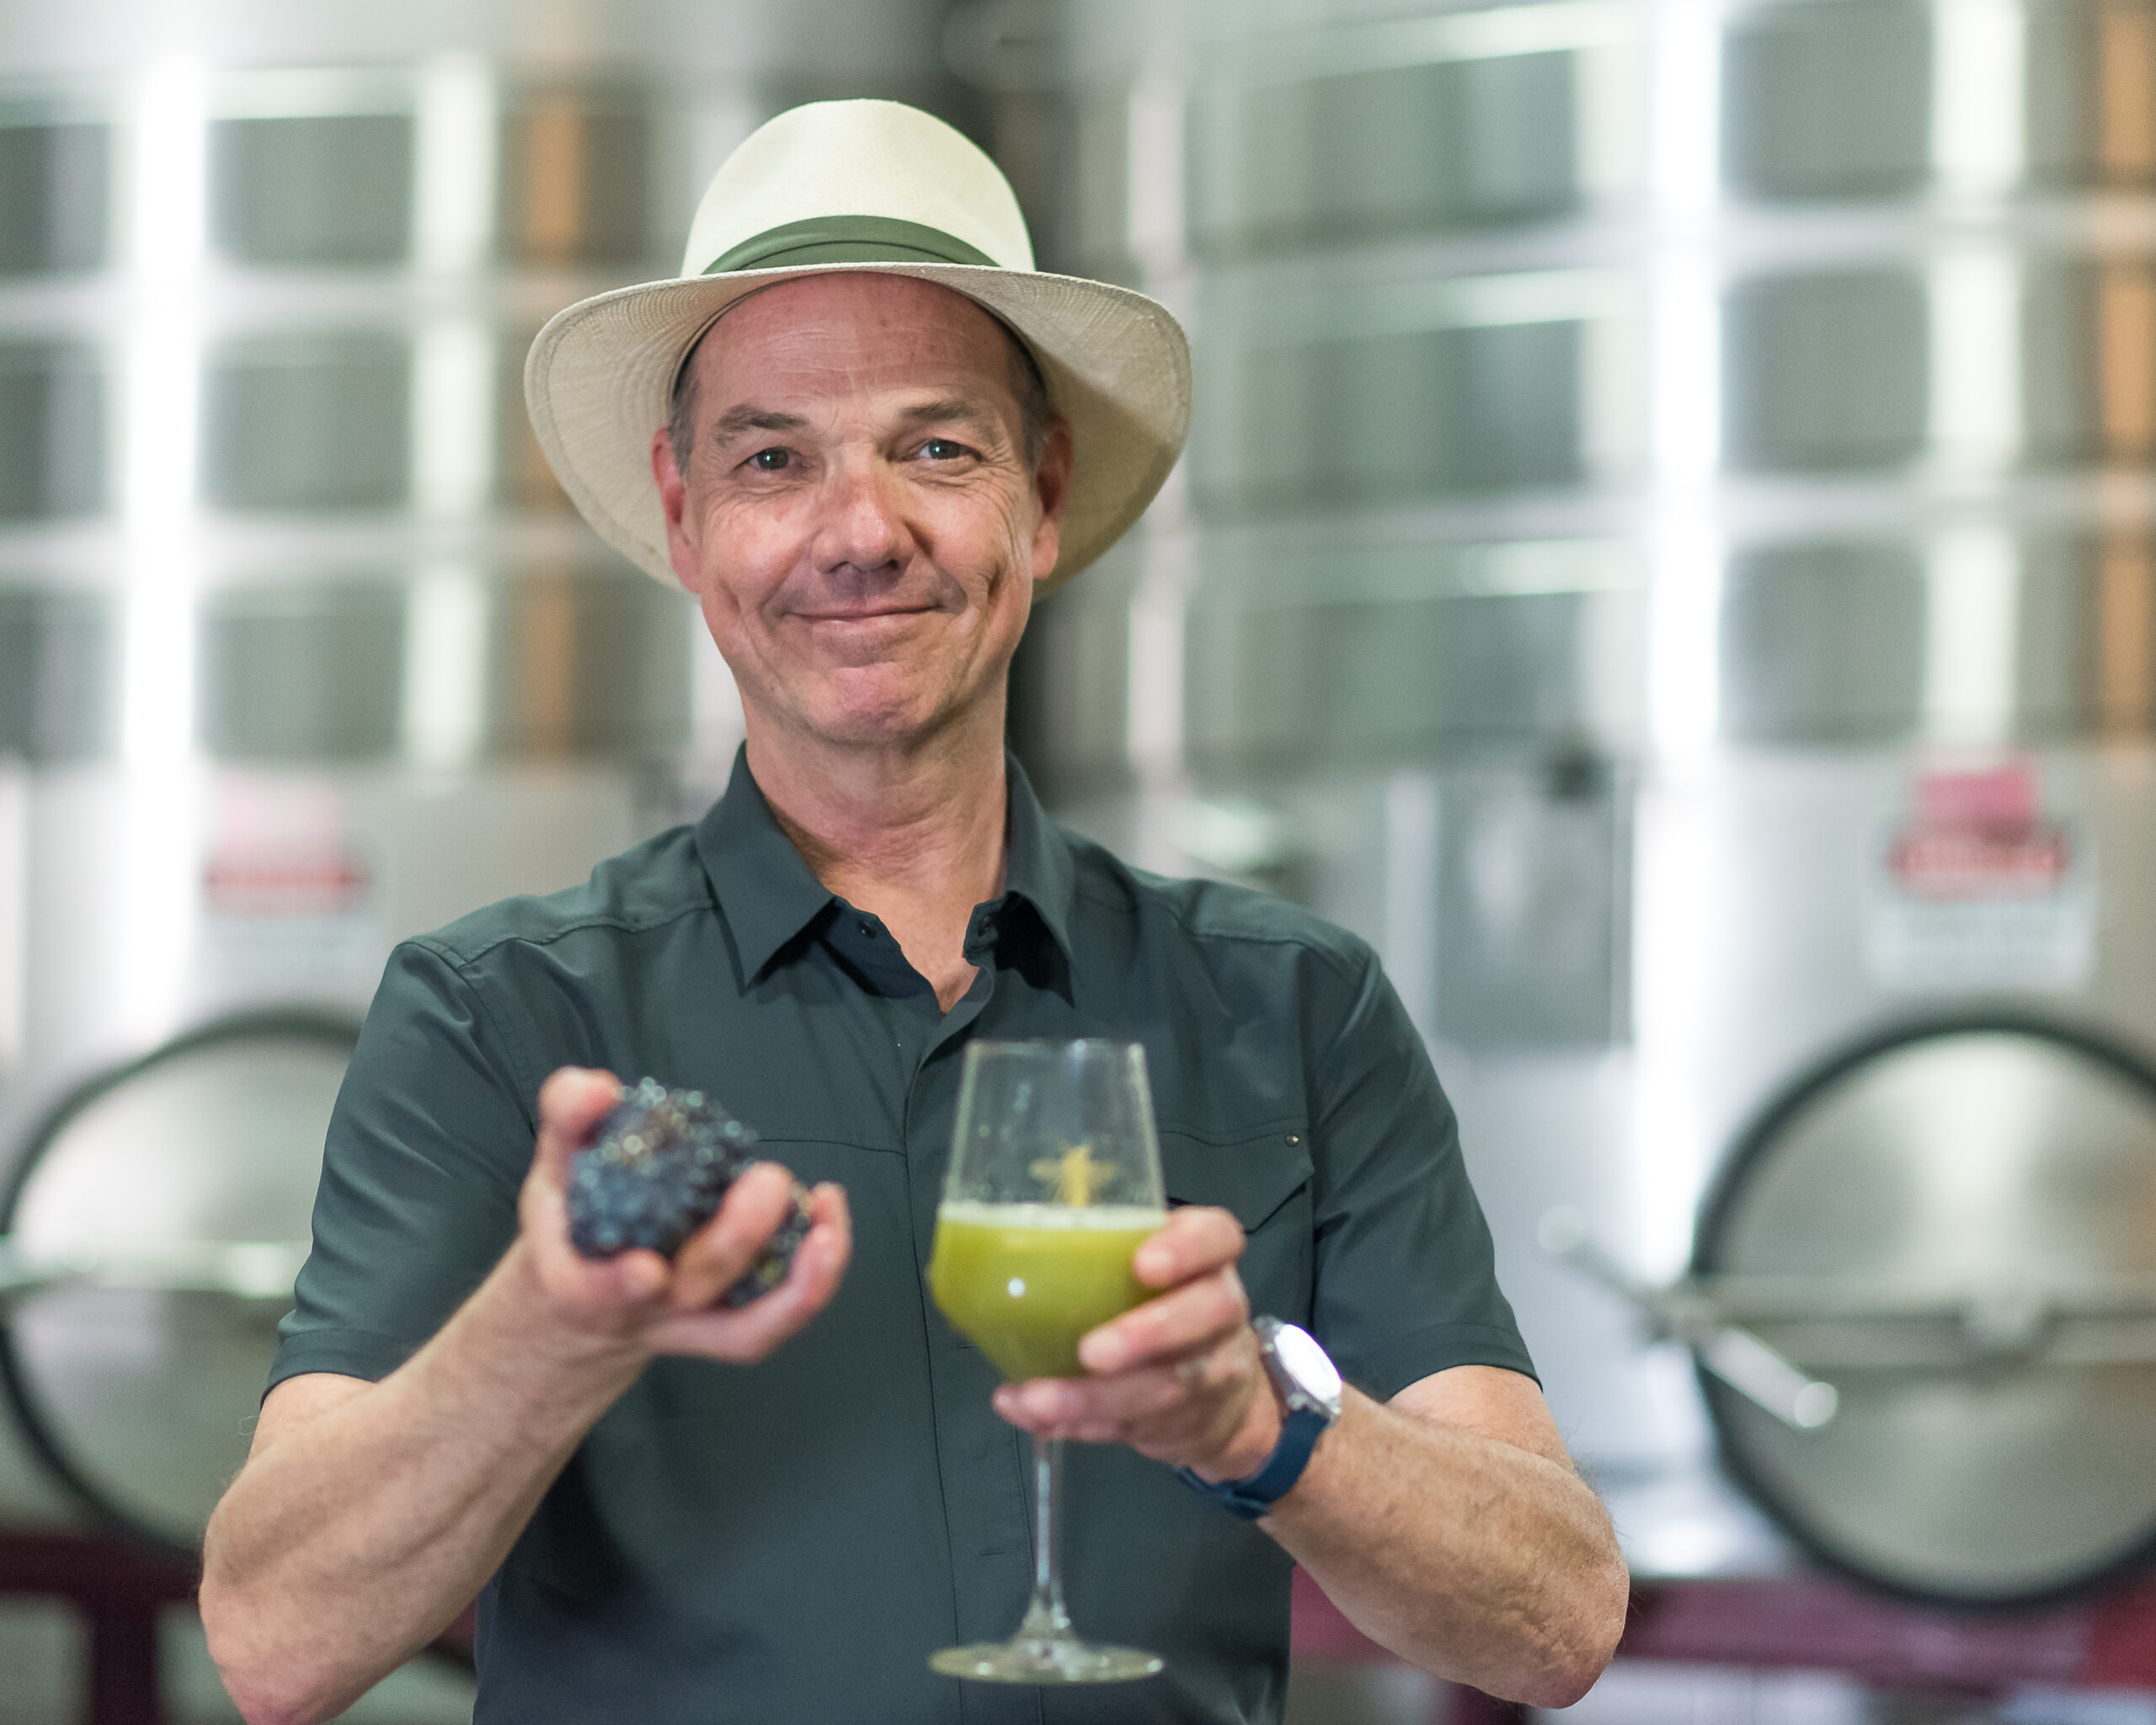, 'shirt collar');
1001,753,1075,966
695,746,1077,983
695,749,836,980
